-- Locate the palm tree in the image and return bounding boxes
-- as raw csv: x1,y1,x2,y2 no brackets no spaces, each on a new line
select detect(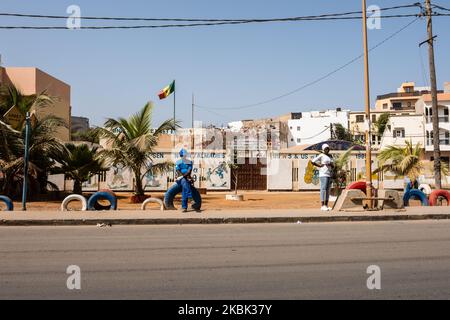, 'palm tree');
96,103,177,198
374,113,390,137
51,143,107,195
331,147,353,196
0,83,54,130
375,140,447,185
0,116,66,197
